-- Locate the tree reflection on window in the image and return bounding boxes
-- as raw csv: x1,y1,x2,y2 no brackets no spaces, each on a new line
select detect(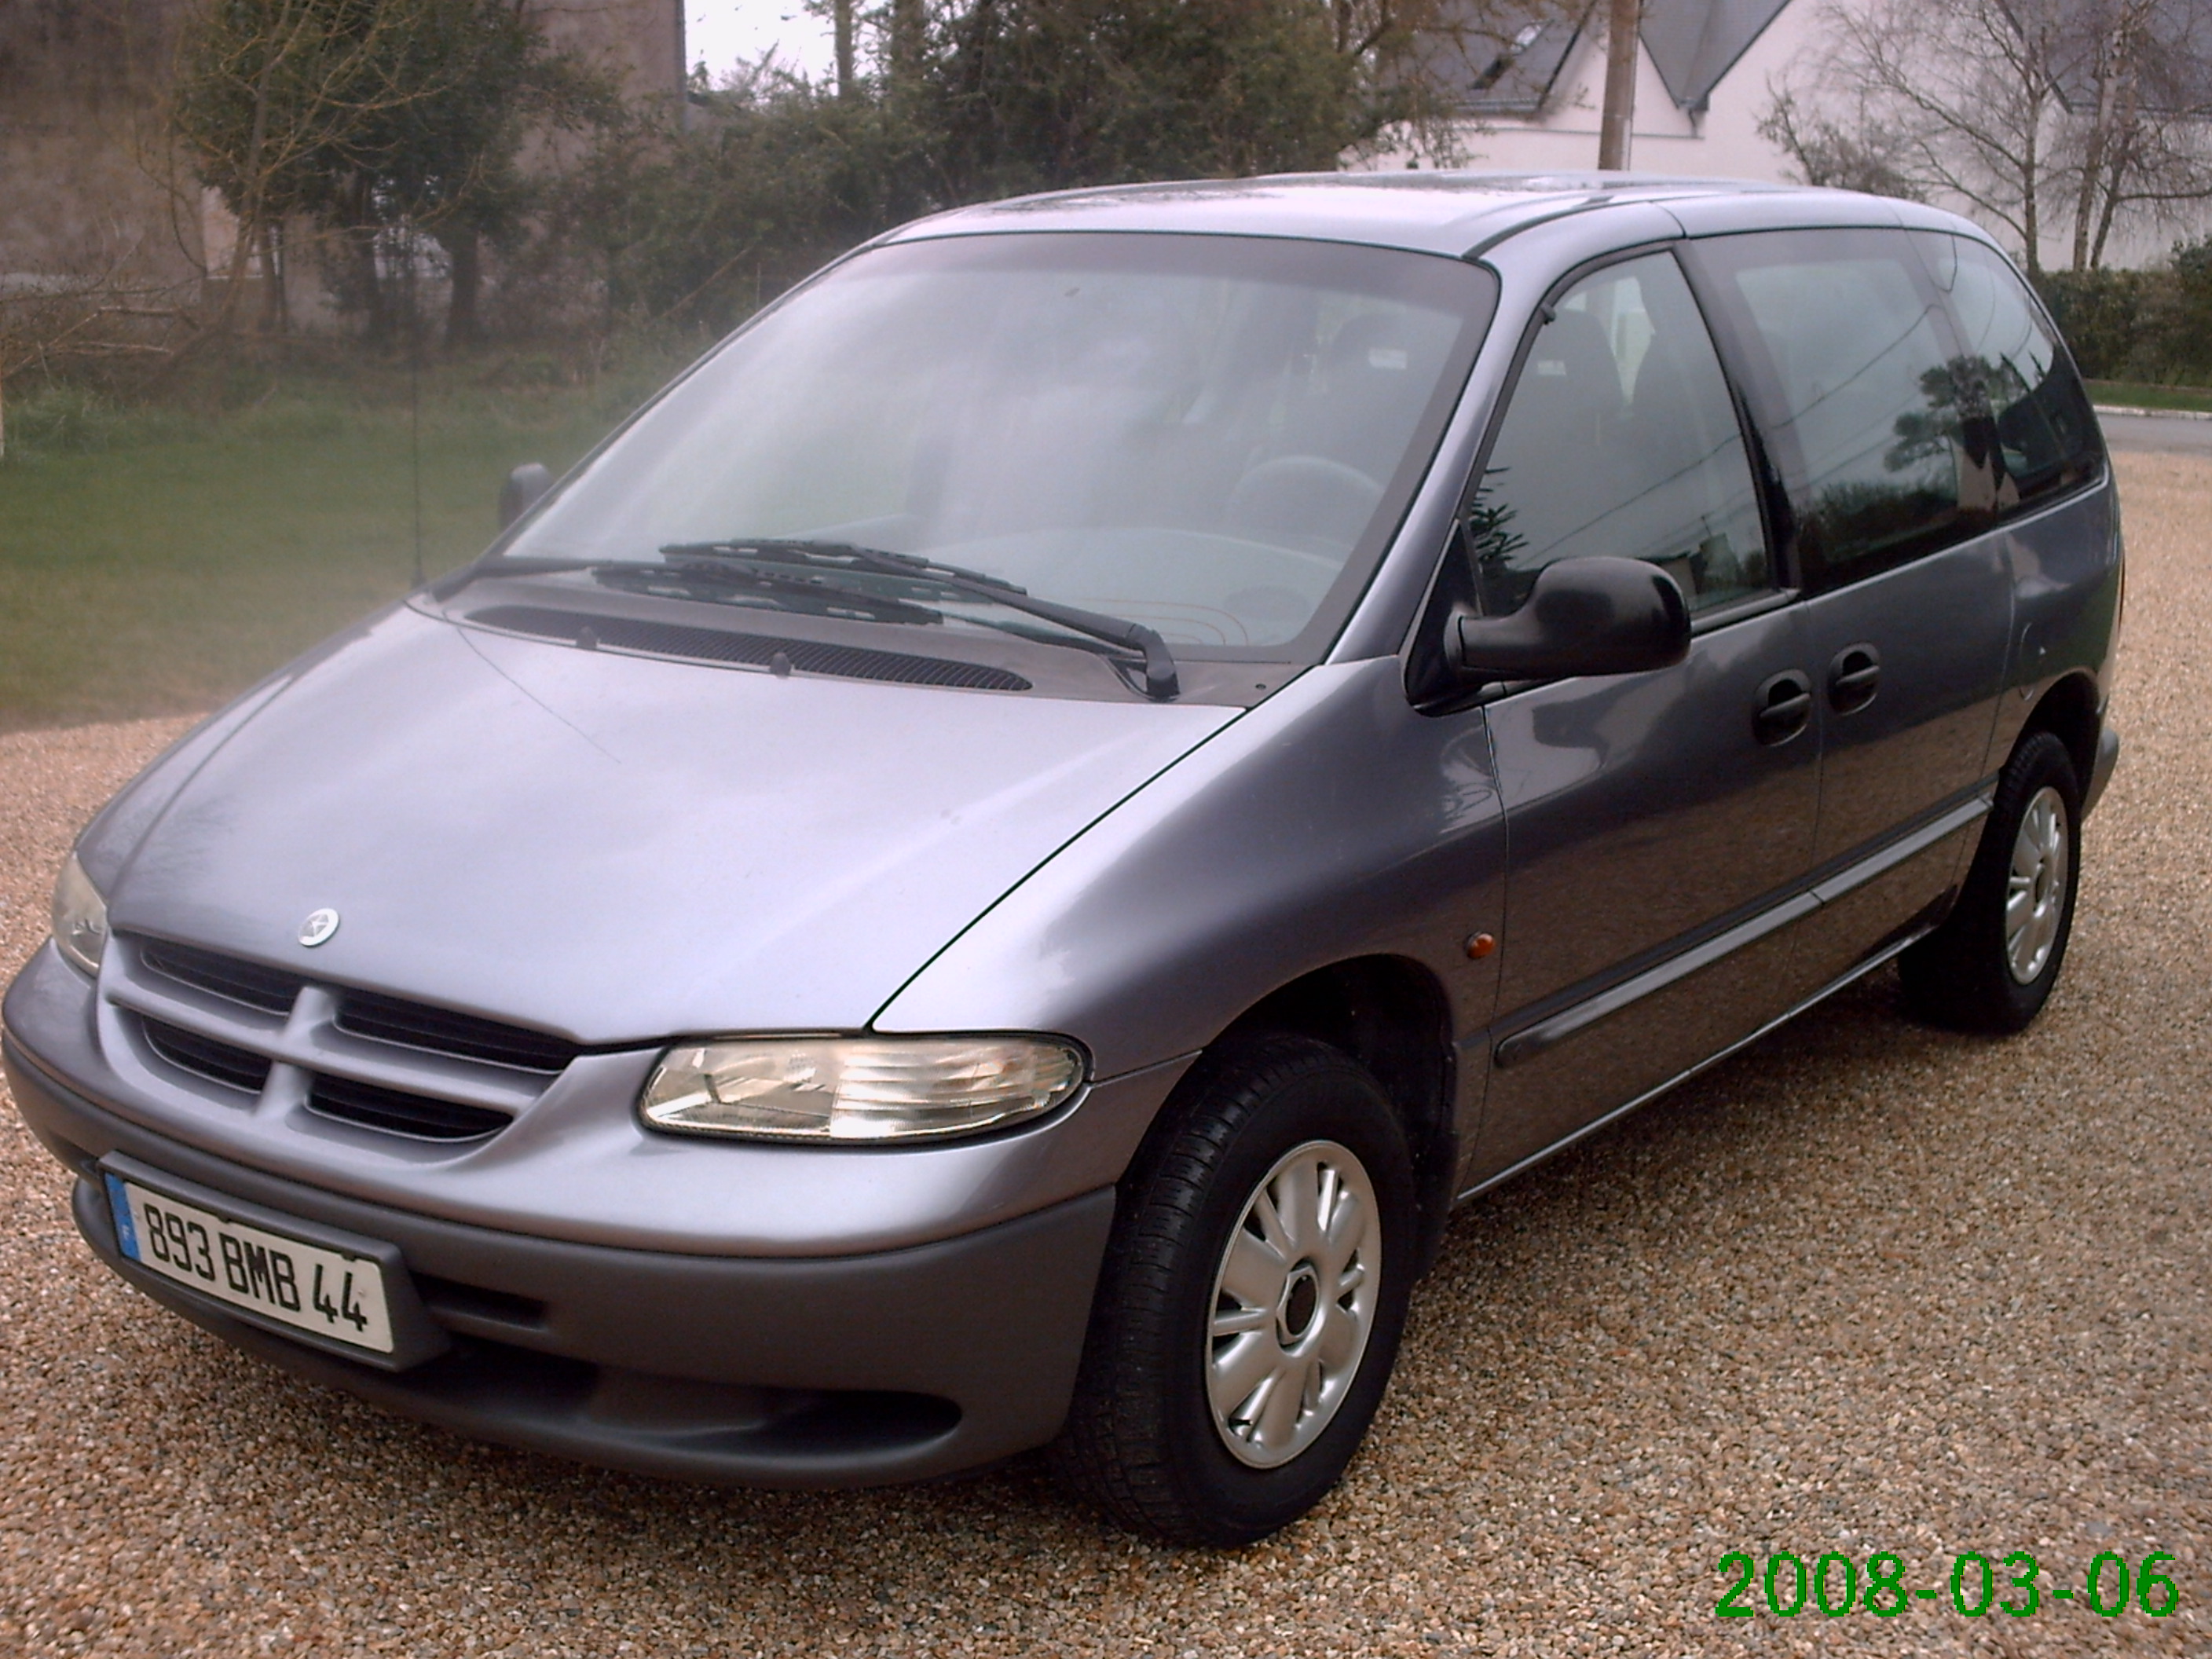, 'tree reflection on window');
1941,238,2101,505
1724,241,1996,580
1461,253,1771,617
